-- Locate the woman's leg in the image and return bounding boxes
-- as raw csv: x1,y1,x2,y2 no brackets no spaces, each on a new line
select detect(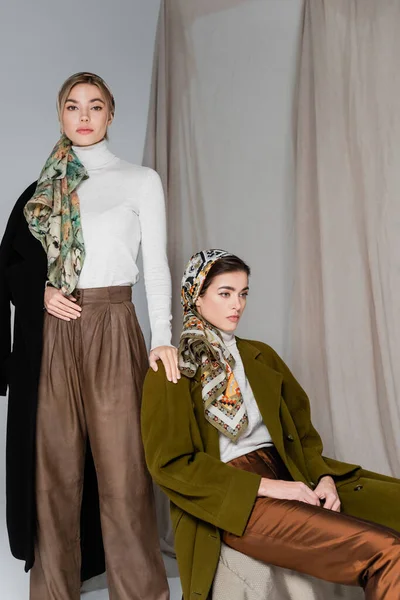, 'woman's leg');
30,314,86,600
223,449,400,599
80,287,169,600
223,495,400,599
